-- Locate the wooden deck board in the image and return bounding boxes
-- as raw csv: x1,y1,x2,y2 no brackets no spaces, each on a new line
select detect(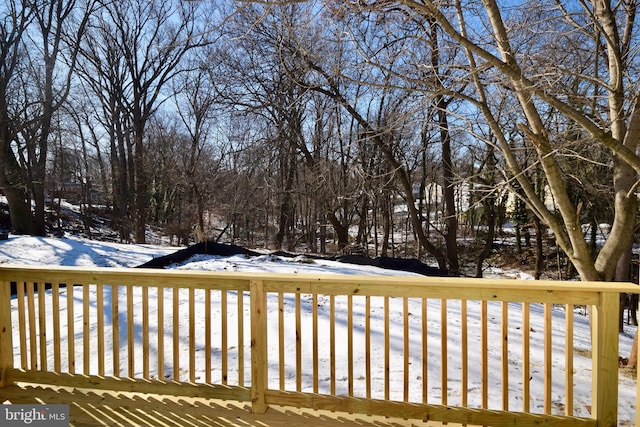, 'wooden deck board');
0,383,460,427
